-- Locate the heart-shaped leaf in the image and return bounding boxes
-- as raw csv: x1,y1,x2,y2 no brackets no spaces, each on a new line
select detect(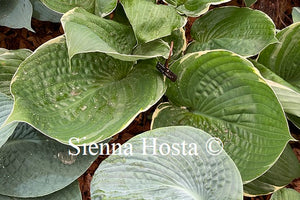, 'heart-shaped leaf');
186,7,277,57
30,0,62,23
0,181,81,200
0,0,34,31
91,126,243,200
0,48,32,96
0,123,97,197
244,144,300,196
152,51,292,182
258,22,300,91
5,36,166,145
0,93,17,148
120,0,186,43
270,188,300,200
61,7,170,61
292,7,300,23
163,0,231,17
